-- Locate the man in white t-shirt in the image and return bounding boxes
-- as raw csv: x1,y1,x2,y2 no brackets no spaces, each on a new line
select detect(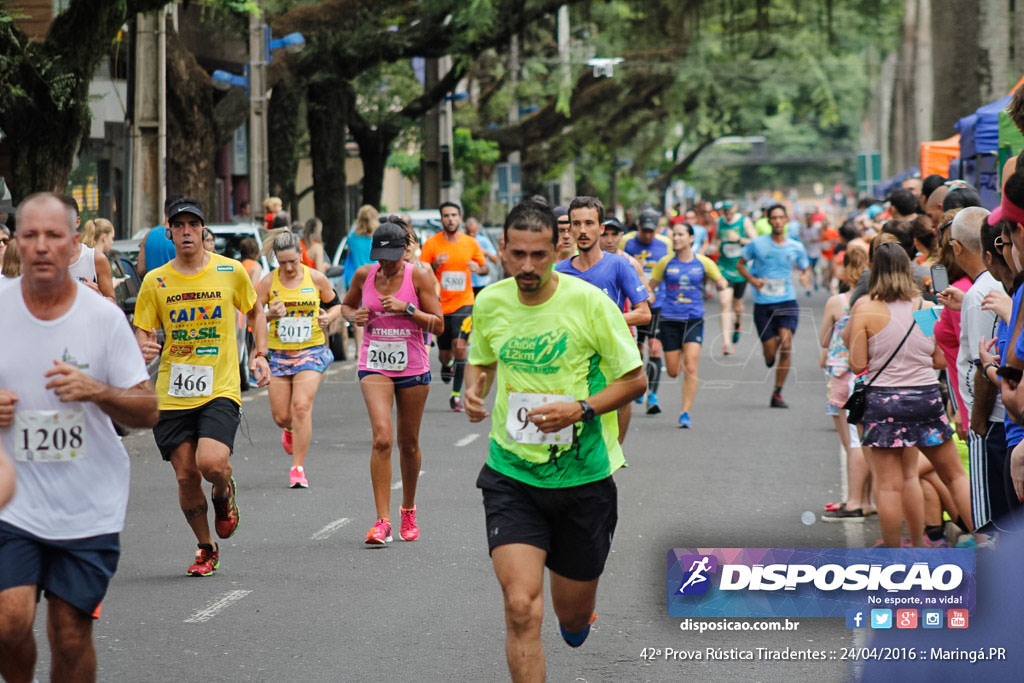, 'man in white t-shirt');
951,206,1008,533
0,192,158,683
